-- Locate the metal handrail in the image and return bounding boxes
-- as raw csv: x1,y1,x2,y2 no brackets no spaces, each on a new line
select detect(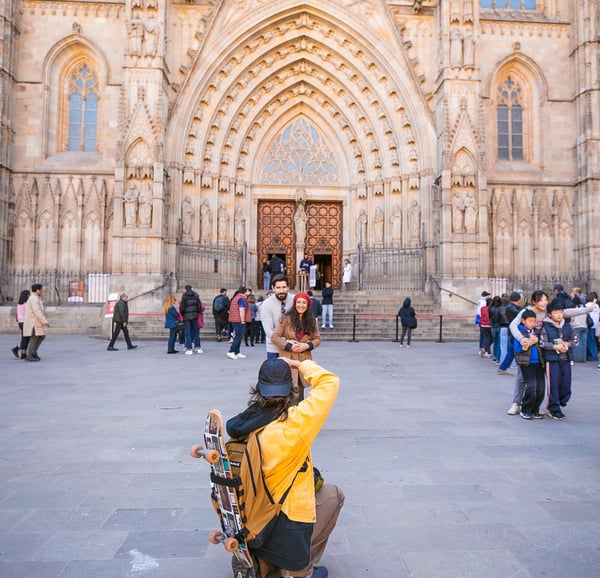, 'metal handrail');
428,275,477,306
